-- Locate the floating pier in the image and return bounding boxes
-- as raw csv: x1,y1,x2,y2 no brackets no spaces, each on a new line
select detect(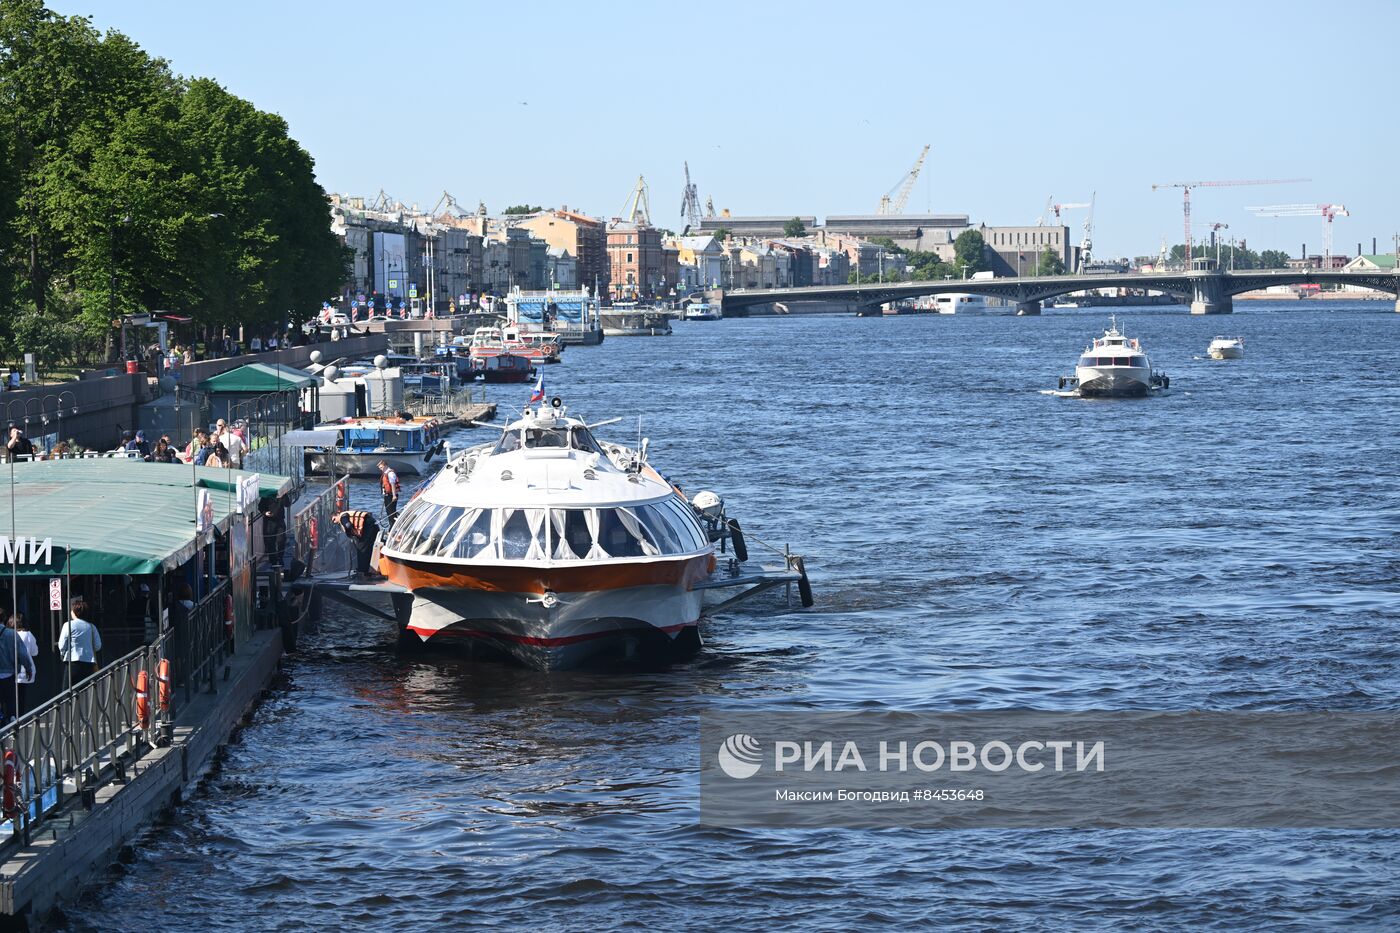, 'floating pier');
0,461,350,930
